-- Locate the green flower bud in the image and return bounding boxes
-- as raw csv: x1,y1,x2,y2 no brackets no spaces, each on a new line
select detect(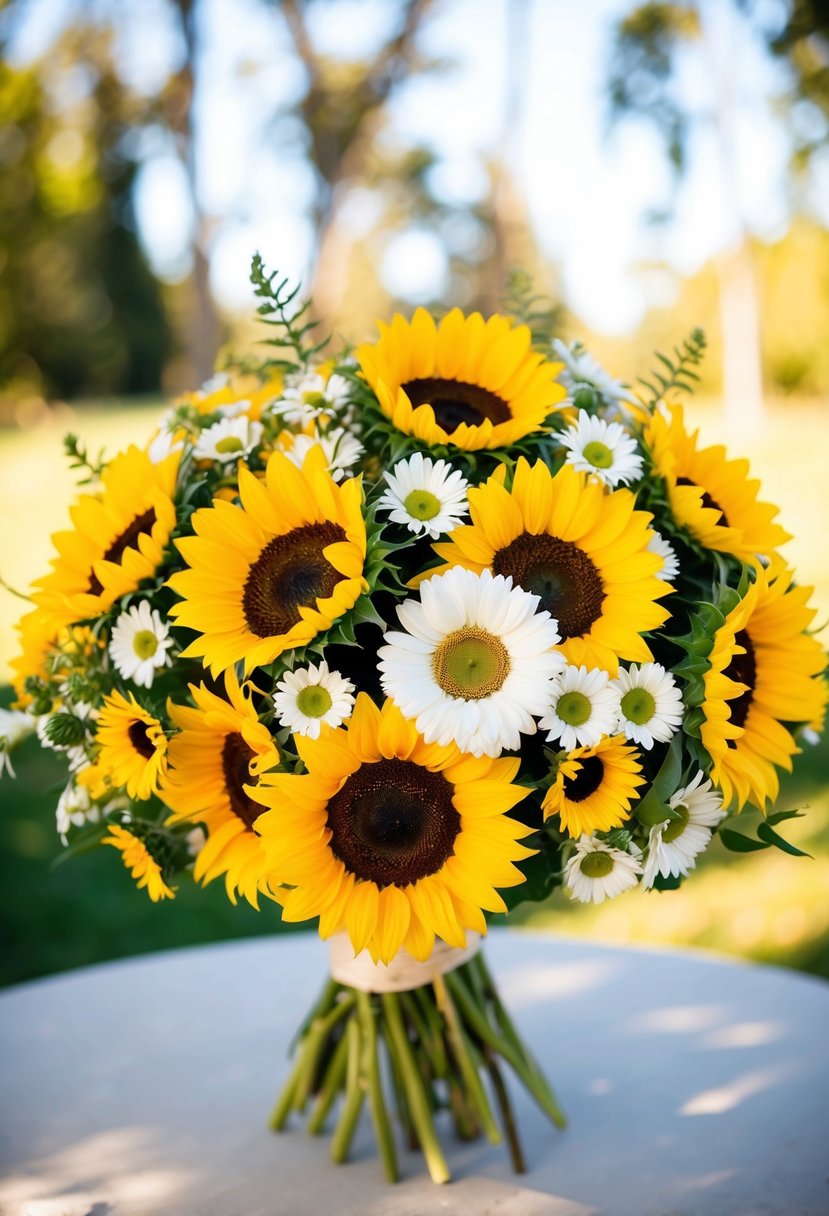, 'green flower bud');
43,712,87,748
573,384,598,411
